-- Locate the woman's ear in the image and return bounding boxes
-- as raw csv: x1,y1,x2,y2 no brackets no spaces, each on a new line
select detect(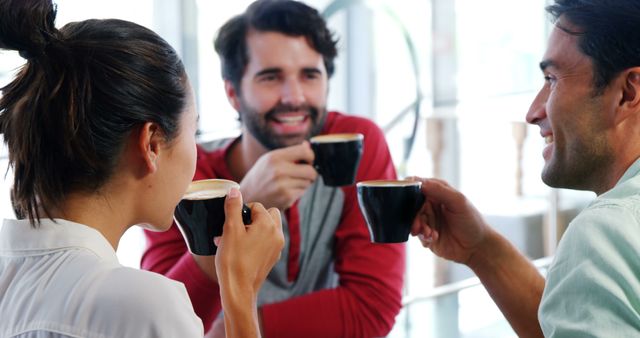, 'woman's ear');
138,122,163,174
